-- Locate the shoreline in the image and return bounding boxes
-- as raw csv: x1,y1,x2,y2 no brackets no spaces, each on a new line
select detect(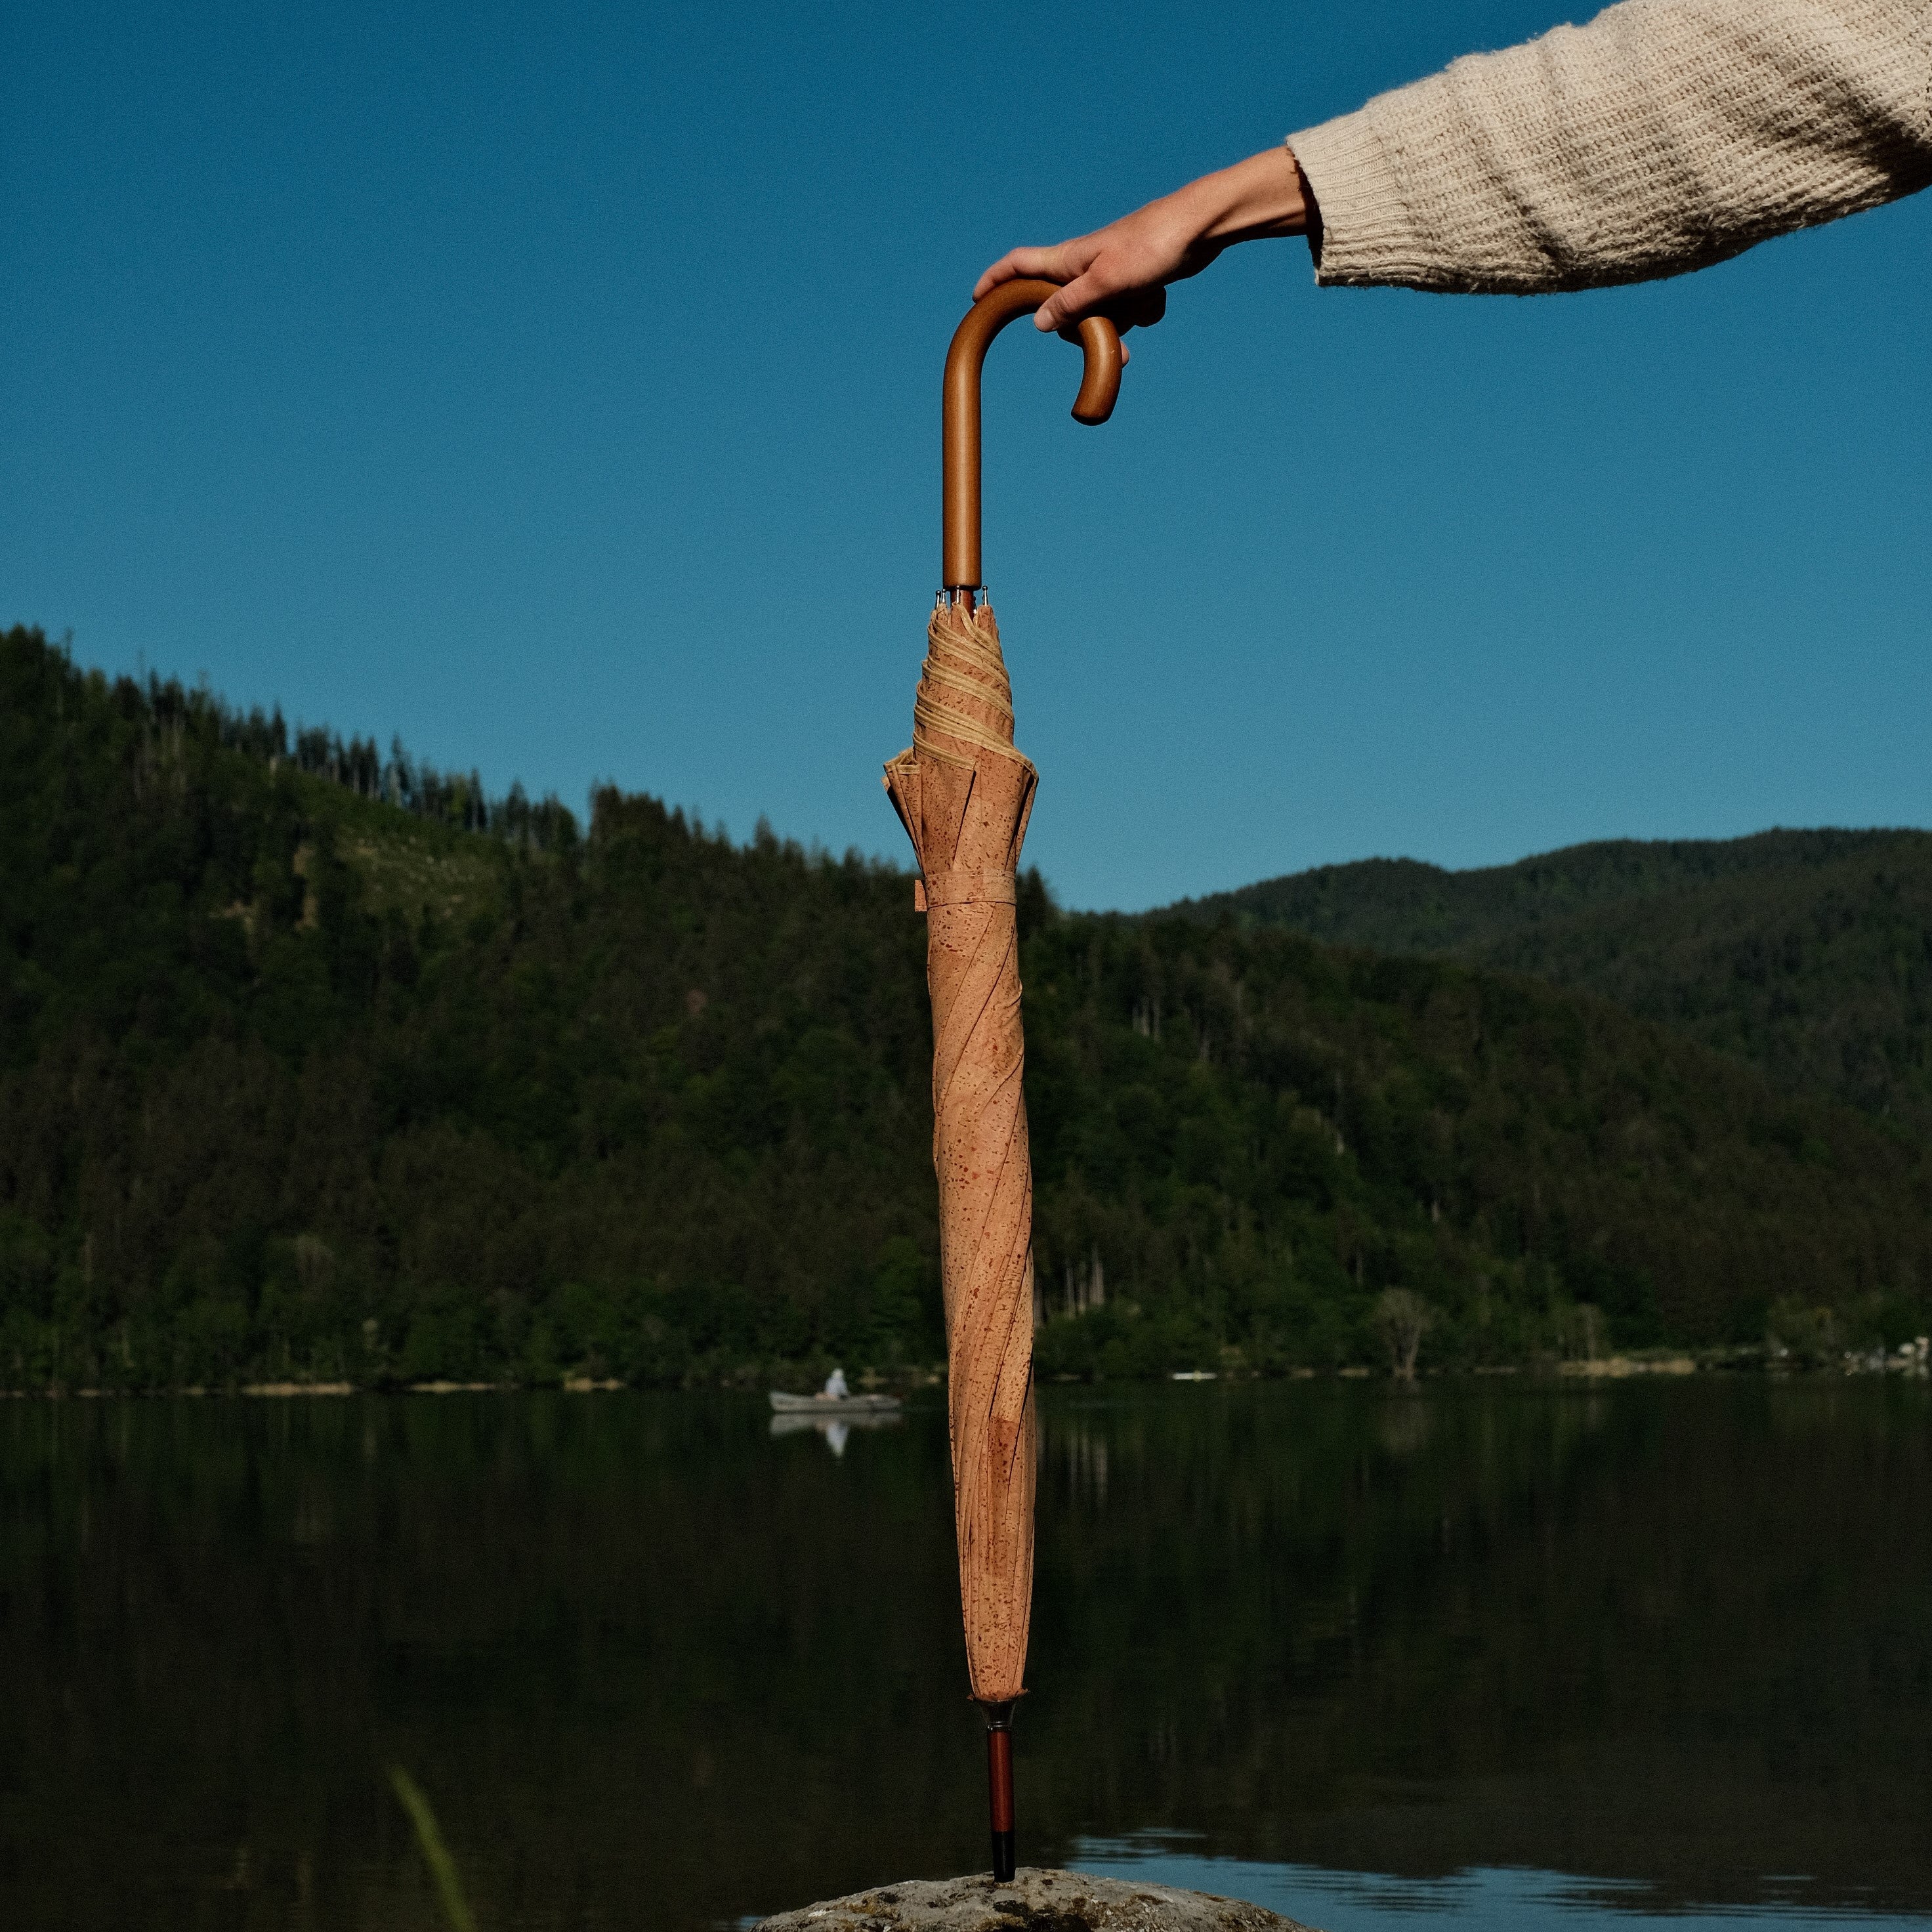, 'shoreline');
3,1351,1925,1400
